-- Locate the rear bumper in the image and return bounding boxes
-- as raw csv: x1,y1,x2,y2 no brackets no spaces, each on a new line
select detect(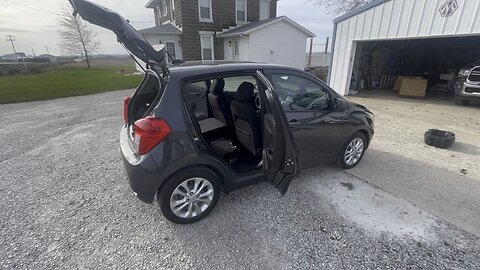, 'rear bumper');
120,126,162,203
